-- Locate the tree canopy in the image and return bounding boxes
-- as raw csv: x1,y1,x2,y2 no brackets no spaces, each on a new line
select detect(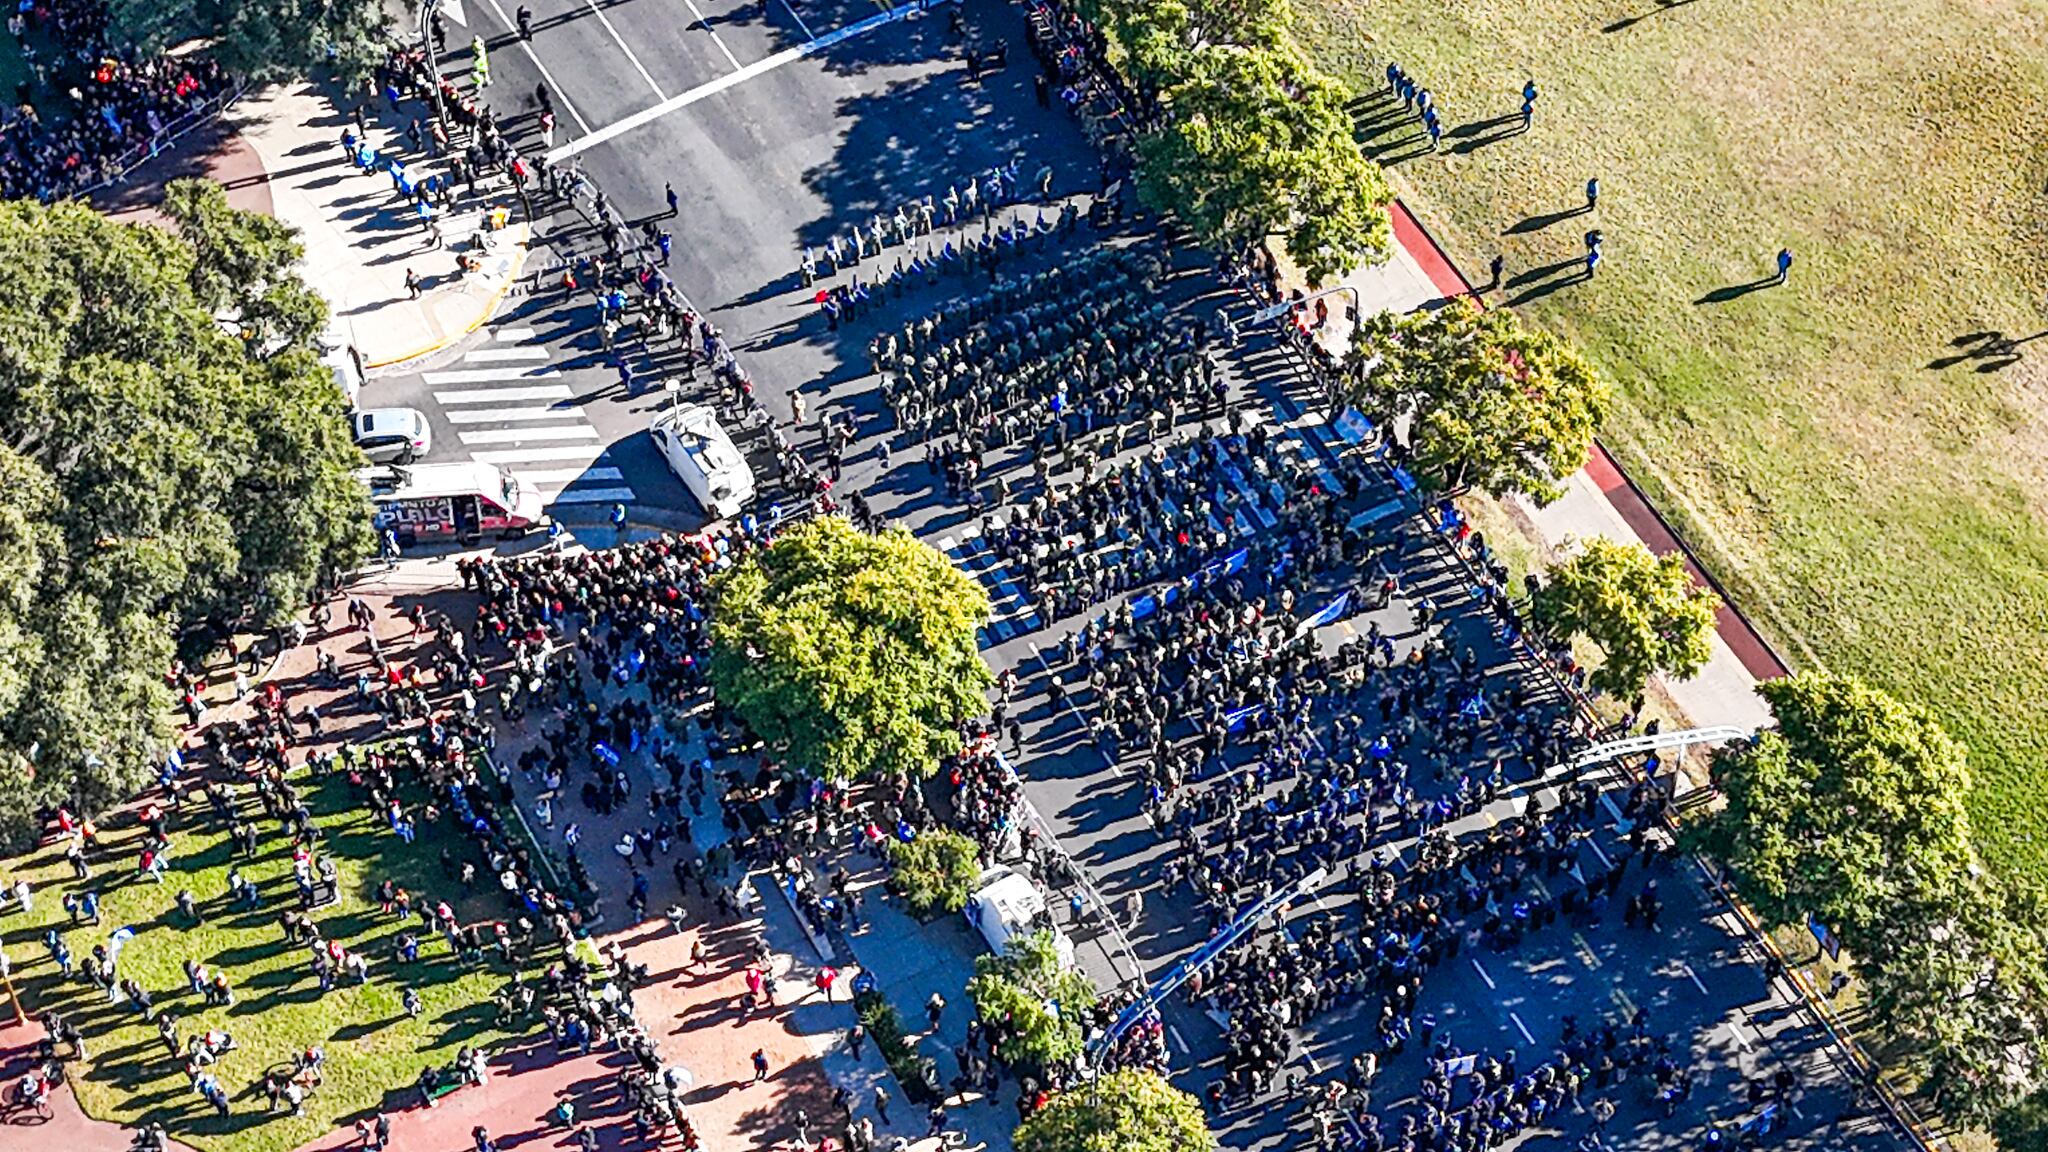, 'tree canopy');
886,828,983,917
108,0,389,83
1081,0,1391,279
967,929,1098,1071
709,517,994,780
1689,672,2048,1131
1688,672,1976,946
1530,537,1719,698
1342,300,1608,502
1014,1068,1215,1152
0,184,372,846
